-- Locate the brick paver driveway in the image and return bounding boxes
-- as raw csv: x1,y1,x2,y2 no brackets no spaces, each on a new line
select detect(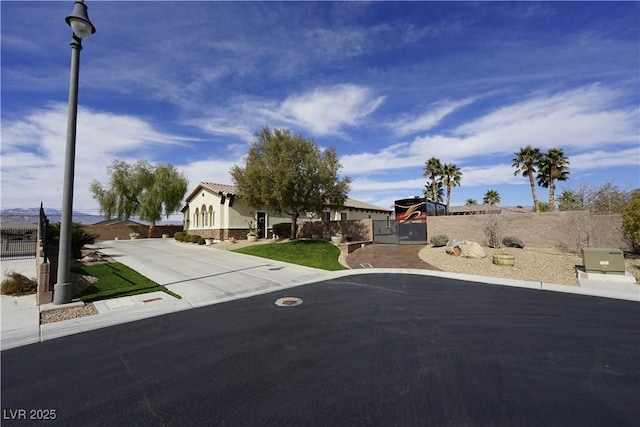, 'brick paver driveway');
346,243,441,270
